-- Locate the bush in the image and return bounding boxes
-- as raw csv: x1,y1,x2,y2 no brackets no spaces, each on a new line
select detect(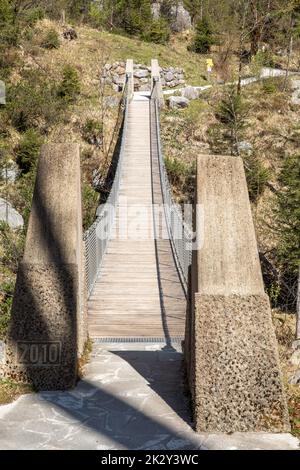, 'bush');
254,49,275,68
244,153,270,202
22,7,45,27
215,86,247,154
40,28,60,49
83,183,98,230
58,65,81,103
188,17,215,54
0,0,19,46
16,129,43,174
88,2,106,29
262,78,278,94
142,19,170,44
82,119,103,146
277,154,300,275
7,69,62,131
0,280,14,340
